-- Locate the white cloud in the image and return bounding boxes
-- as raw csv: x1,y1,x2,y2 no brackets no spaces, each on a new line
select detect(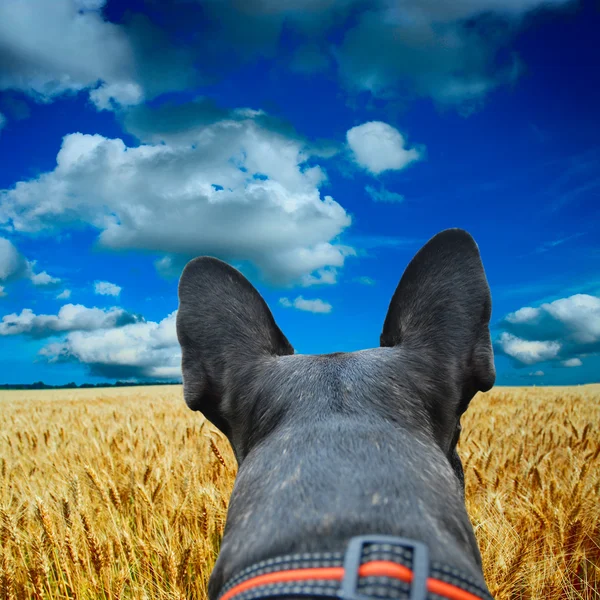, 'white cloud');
0,304,140,338
0,0,198,113
94,280,121,297
39,311,180,380
365,185,404,203
542,294,600,345
0,237,60,288
89,82,144,111
347,122,422,175
299,267,339,287
279,296,332,313
30,269,61,286
0,112,5,131
0,0,575,115
530,370,544,377
496,332,561,365
334,0,572,107
505,306,540,324
502,294,600,347
57,289,72,299
138,1,572,110
0,285,5,297
0,237,28,282
0,116,353,285
498,293,600,366
0,0,136,102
